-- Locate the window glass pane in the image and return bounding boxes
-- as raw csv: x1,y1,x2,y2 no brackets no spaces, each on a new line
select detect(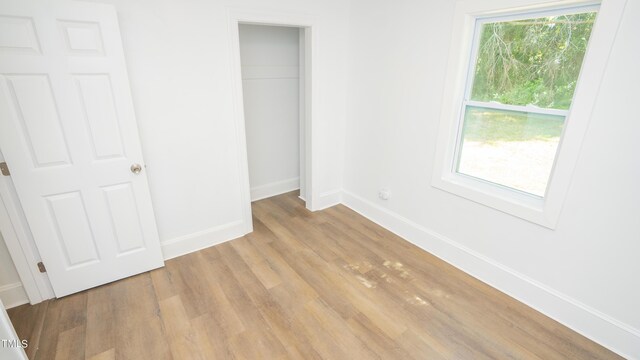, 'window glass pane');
457,106,564,196
470,11,597,109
